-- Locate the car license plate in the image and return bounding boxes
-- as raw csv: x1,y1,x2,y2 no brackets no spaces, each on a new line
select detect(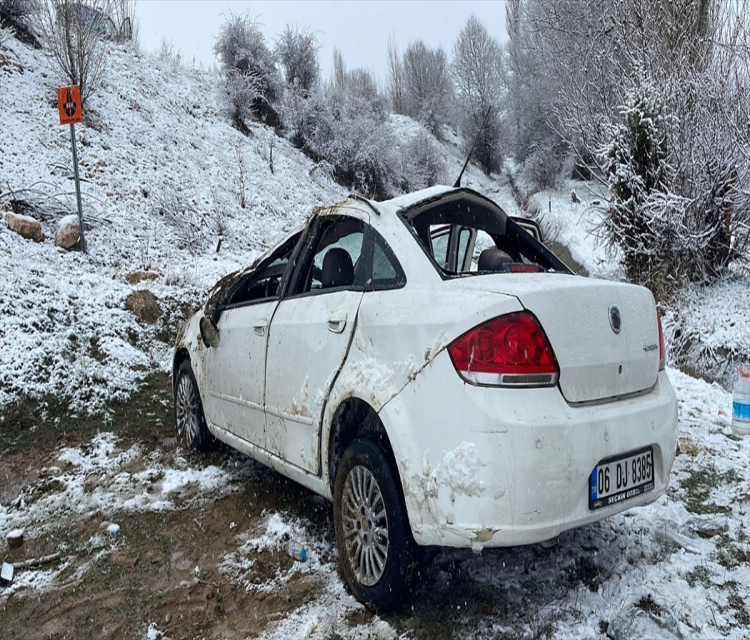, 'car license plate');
589,447,654,510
